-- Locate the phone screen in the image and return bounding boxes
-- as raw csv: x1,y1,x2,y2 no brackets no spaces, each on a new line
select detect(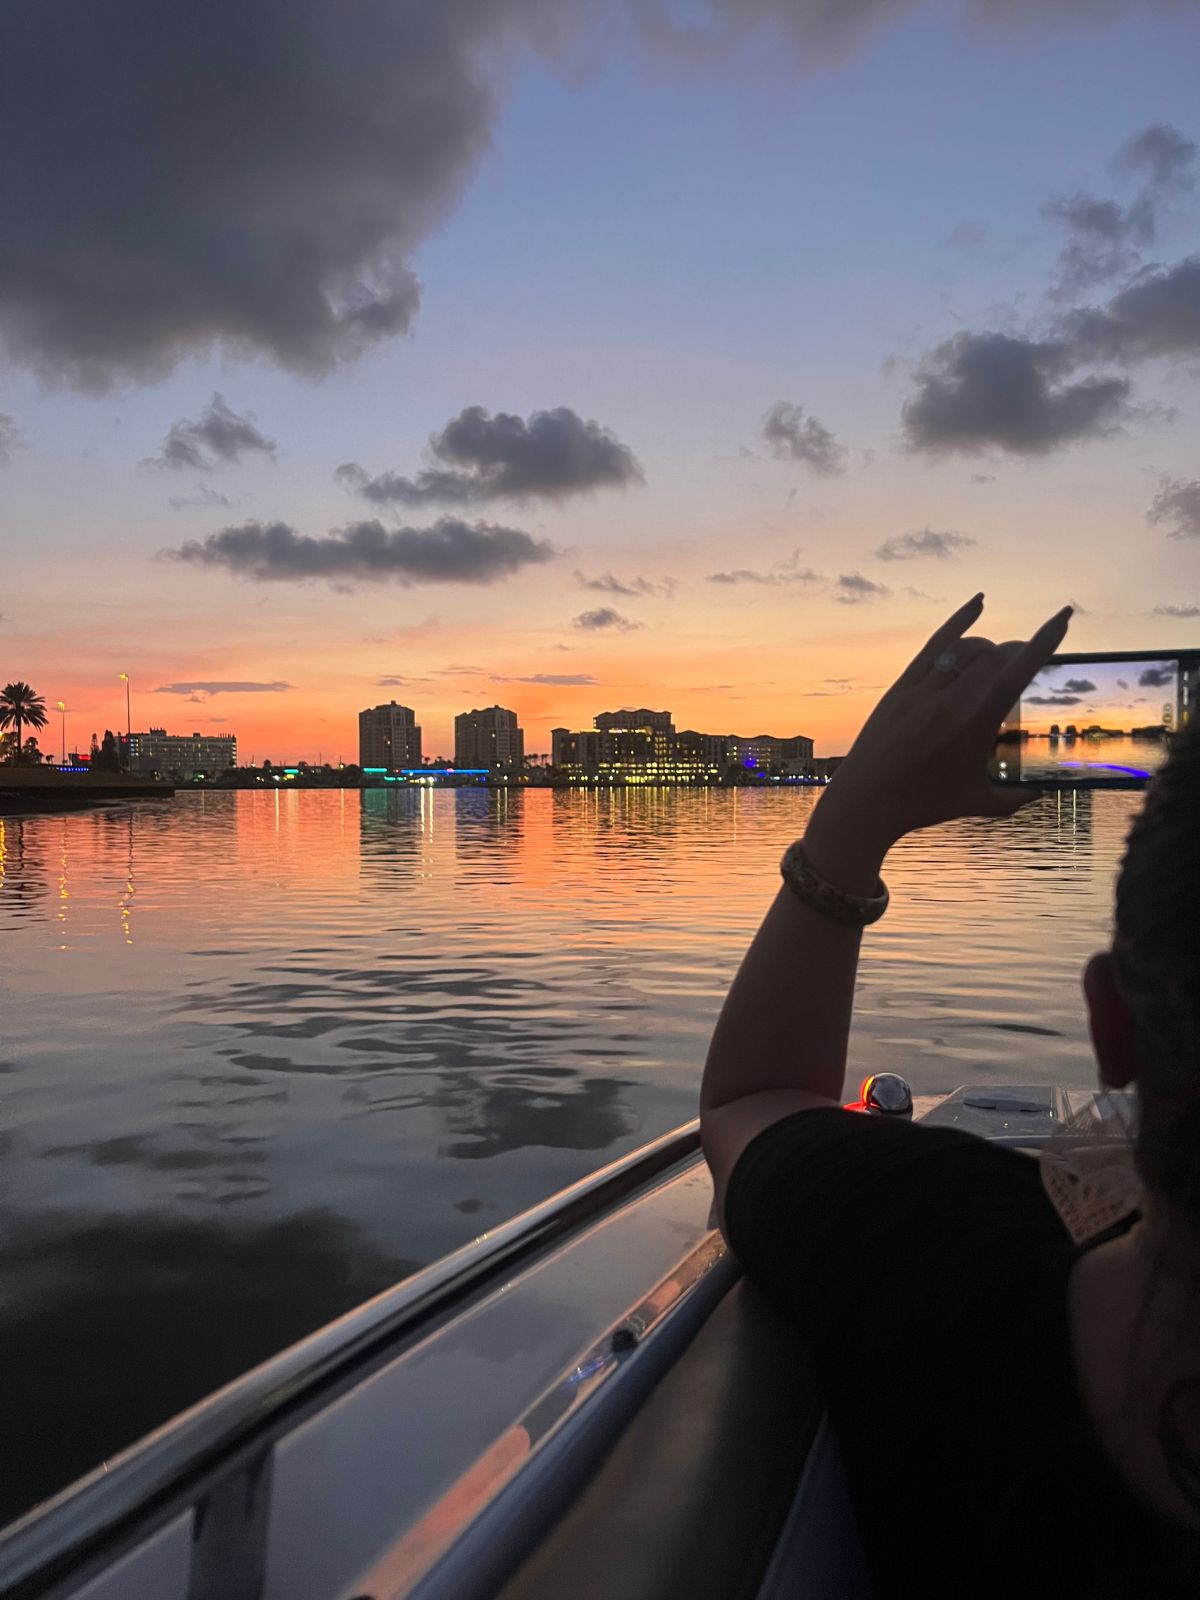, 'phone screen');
991,649,1199,787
